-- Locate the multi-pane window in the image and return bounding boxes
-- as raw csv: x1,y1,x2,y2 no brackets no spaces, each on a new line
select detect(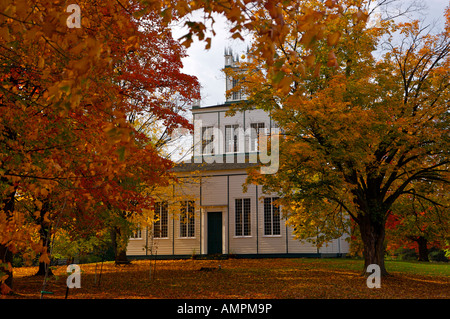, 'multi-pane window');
202,126,215,154
180,201,195,238
235,198,251,236
225,124,239,153
232,78,241,100
264,197,280,236
250,123,265,152
130,225,142,239
154,201,168,238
